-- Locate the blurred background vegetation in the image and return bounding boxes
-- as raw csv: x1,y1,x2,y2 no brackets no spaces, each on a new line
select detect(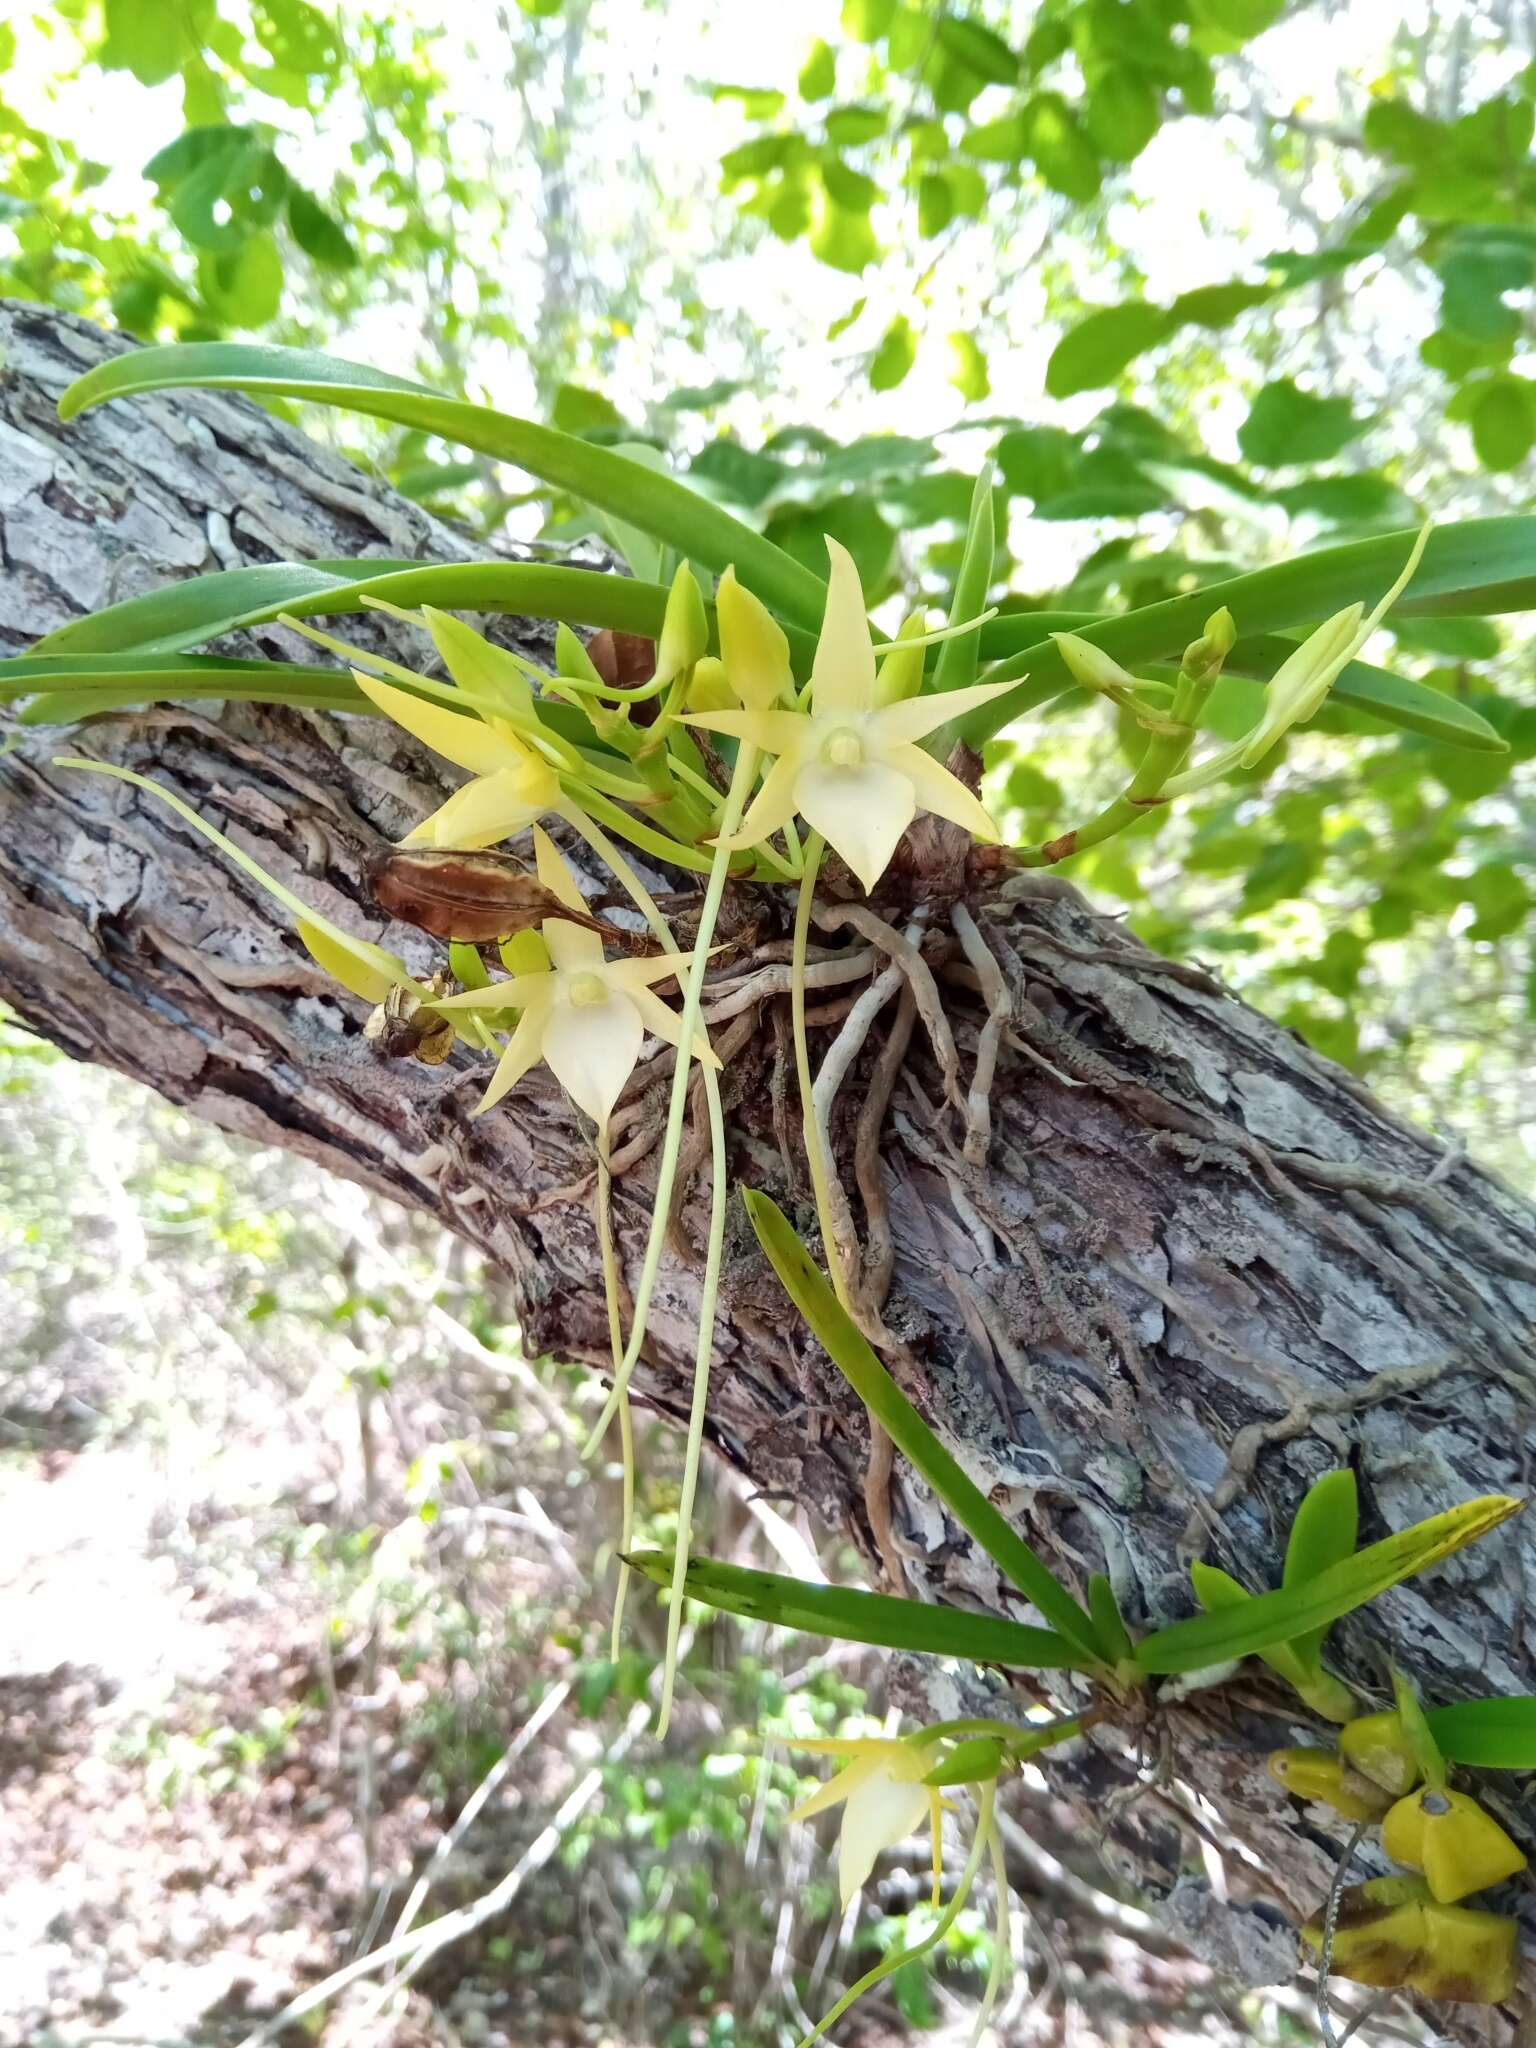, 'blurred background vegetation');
1,1,1533,2043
